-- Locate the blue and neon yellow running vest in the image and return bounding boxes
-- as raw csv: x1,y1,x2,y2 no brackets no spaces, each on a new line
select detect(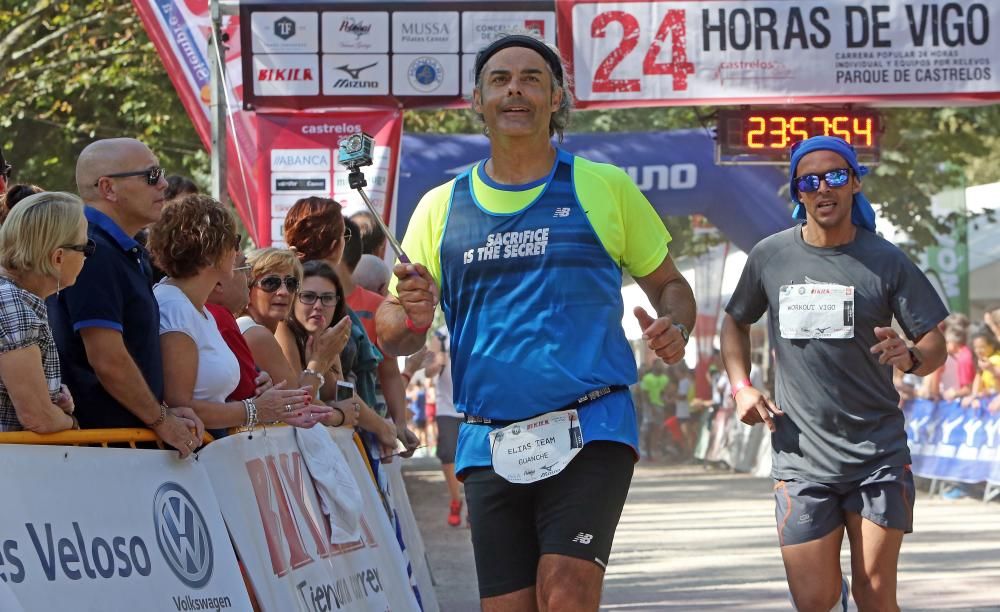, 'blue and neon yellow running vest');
440,149,639,473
